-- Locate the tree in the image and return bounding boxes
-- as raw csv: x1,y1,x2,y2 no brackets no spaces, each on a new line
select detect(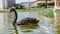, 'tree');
45,0,47,8
37,3,46,8
48,3,54,6
18,4,26,9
